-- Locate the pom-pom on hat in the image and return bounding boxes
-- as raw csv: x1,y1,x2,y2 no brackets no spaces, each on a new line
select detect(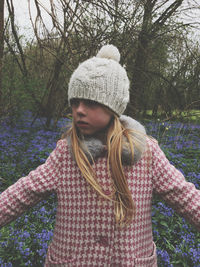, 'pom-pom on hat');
68,44,130,116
